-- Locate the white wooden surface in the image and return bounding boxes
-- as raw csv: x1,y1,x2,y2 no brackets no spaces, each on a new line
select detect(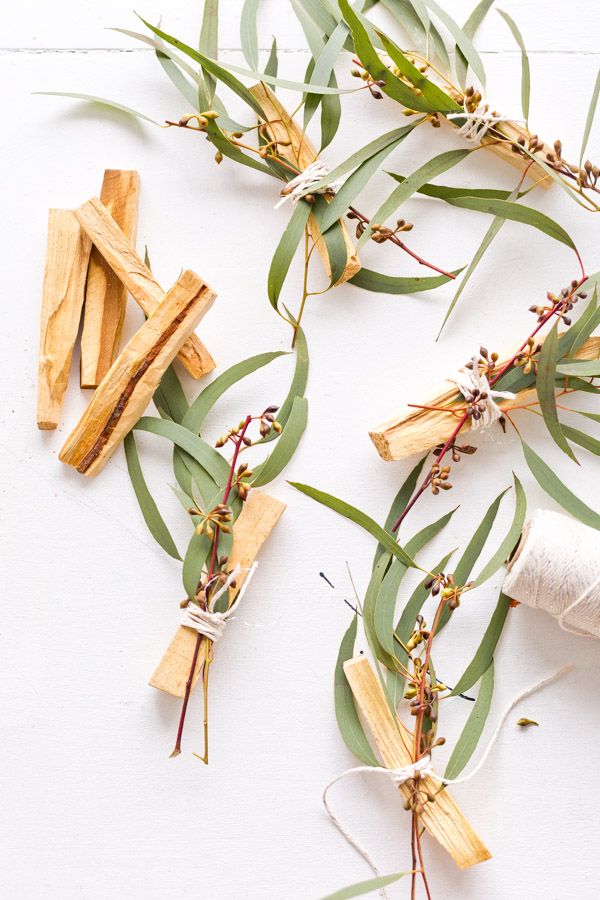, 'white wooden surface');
2,2,600,897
